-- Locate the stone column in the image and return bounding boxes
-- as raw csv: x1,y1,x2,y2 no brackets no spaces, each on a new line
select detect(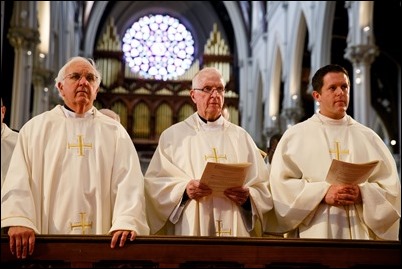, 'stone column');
32,55,54,116
344,44,379,127
344,1,378,127
7,2,40,129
